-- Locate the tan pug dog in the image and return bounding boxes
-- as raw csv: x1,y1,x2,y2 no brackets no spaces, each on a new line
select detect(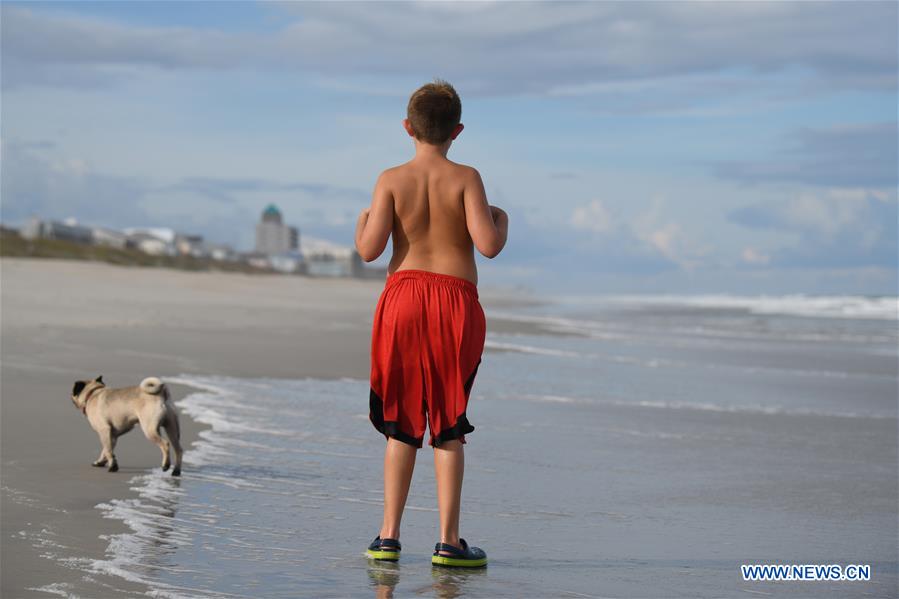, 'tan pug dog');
71,375,183,476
